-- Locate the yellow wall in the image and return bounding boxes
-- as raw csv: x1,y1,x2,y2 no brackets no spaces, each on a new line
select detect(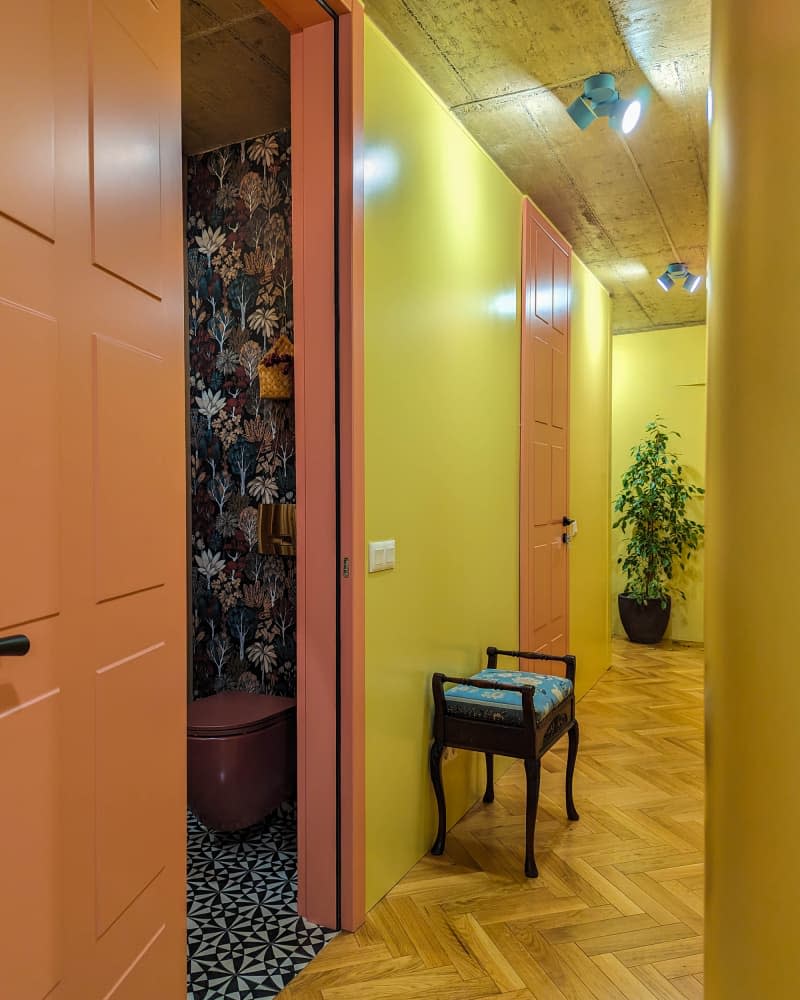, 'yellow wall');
611,326,707,642
363,20,522,909
363,20,614,908
569,258,612,696
706,4,800,994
